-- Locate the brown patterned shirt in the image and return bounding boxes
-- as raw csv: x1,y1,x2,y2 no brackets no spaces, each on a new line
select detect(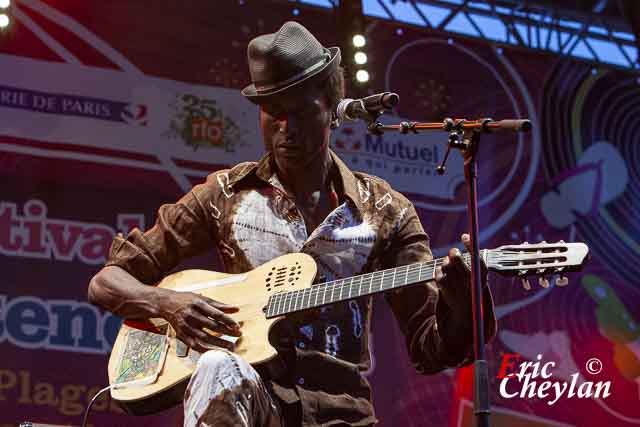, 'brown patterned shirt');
106,150,496,426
